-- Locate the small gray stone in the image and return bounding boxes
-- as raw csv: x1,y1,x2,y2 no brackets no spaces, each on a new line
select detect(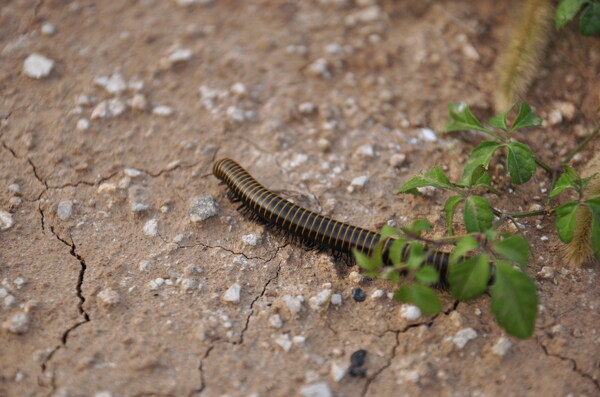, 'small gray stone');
188,195,219,223
300,382,332,397
57,200,73,220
